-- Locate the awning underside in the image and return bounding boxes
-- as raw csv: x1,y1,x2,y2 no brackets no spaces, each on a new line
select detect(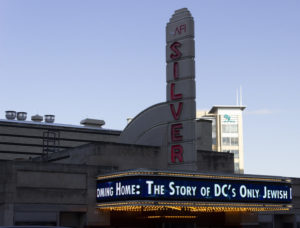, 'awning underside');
96,201,291,213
